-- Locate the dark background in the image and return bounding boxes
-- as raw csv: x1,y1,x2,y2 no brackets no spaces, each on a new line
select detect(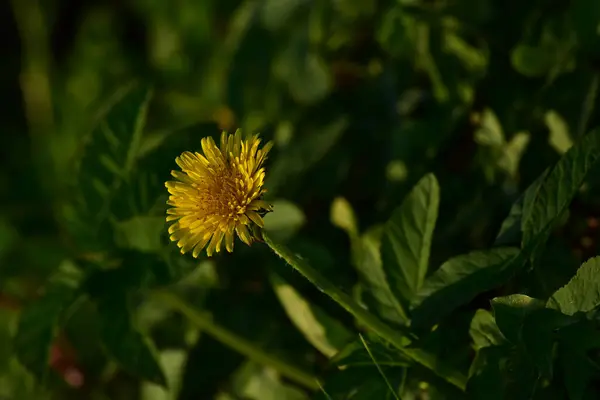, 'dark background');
2,0,600,398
